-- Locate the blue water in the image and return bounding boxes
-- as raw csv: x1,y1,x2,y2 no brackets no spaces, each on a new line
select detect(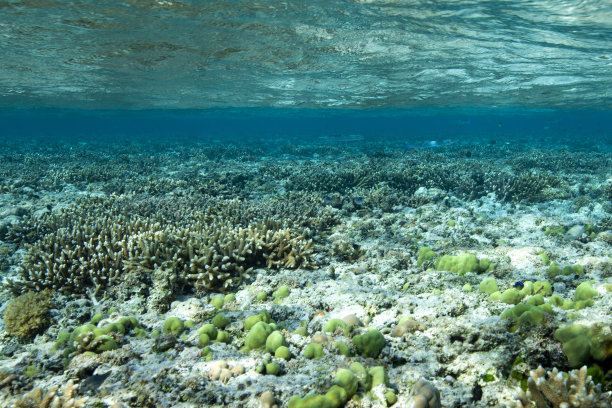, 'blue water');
1,108,610,155
1,3,612,407
1,1,610,136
